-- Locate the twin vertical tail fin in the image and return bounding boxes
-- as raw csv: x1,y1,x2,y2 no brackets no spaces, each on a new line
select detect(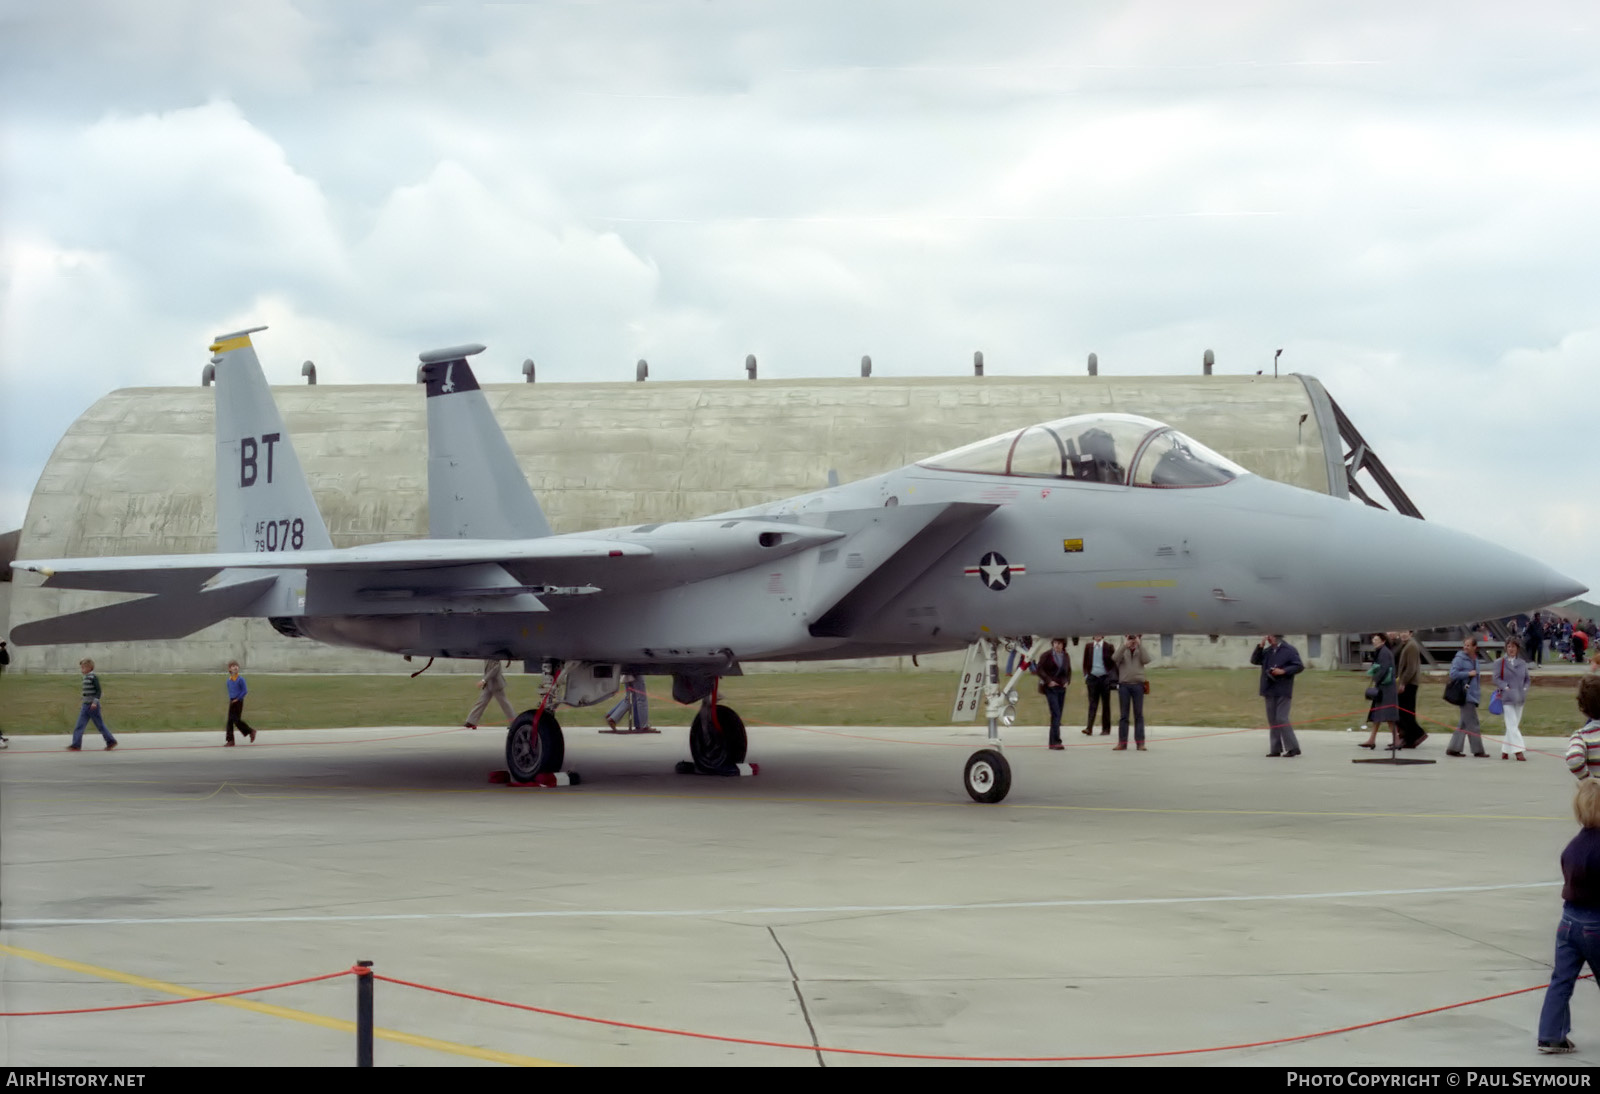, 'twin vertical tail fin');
210,327,334,555
419,345,551,540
